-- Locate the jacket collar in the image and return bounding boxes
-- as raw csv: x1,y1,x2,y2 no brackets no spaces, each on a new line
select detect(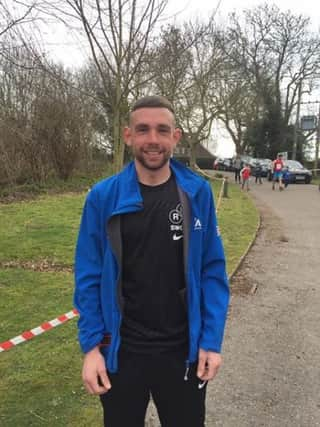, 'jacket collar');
169,158,204,198
113,159,204,212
